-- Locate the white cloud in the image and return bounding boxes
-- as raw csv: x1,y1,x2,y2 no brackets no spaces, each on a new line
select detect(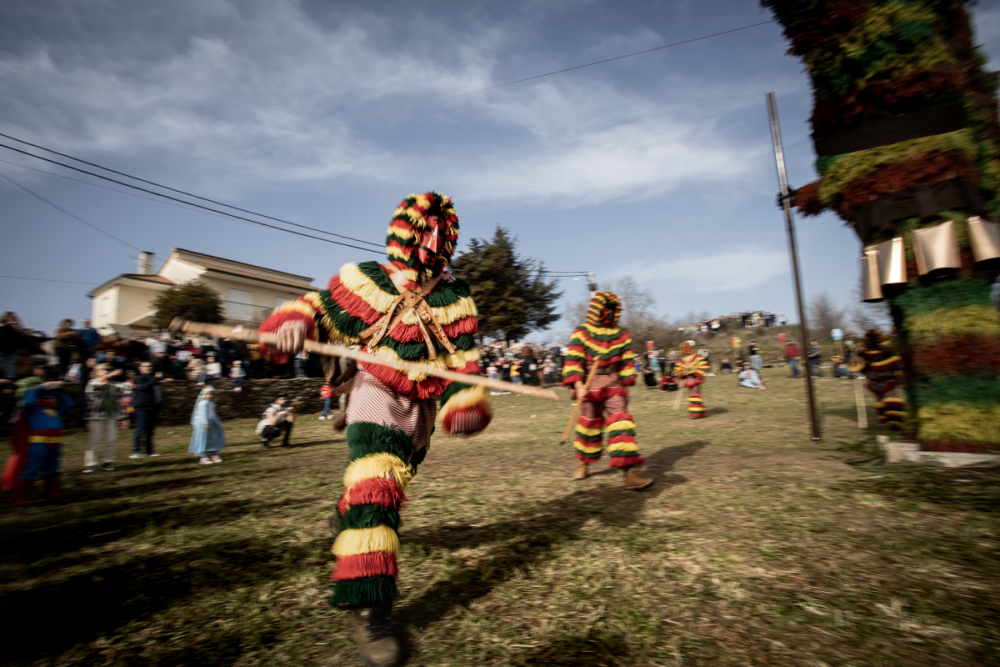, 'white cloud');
609,244,789,292
0,0,771,207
